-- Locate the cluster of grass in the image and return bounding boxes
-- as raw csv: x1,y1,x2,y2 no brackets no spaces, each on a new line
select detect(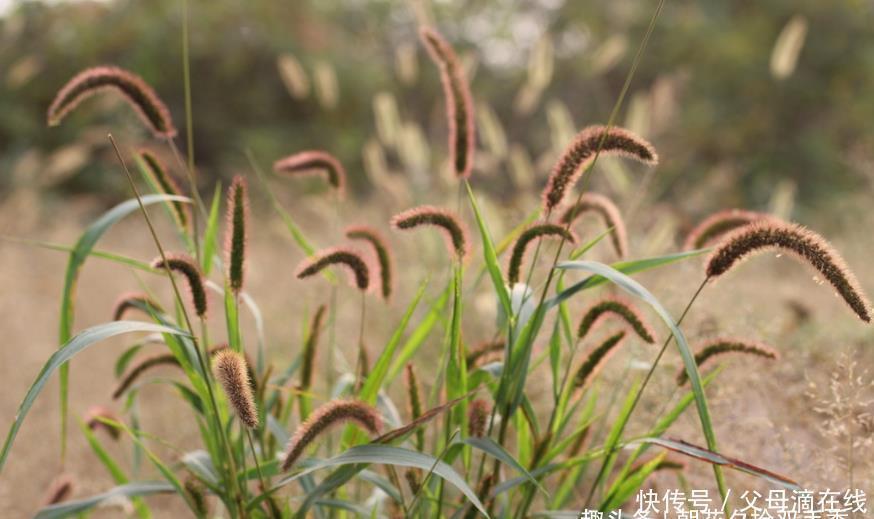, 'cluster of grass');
2,5,871,519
